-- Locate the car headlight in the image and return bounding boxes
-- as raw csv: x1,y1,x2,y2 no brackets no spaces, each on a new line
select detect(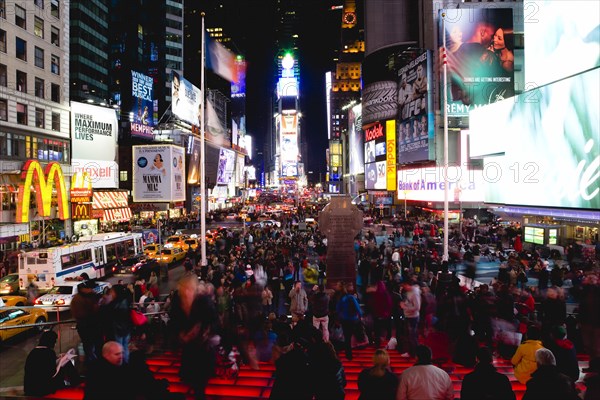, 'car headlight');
55,299,65,306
